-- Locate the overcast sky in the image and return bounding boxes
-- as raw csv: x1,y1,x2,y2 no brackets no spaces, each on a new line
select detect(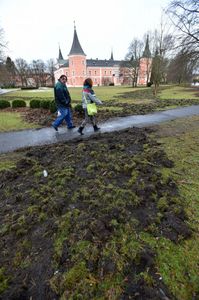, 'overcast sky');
0,0,171,63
